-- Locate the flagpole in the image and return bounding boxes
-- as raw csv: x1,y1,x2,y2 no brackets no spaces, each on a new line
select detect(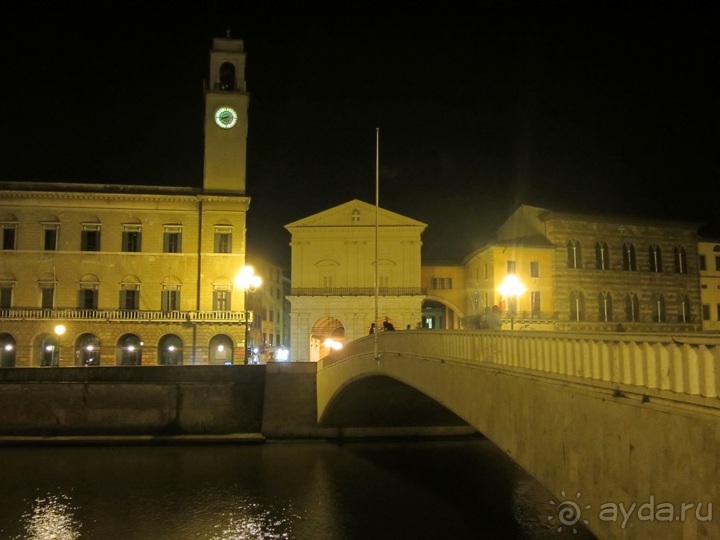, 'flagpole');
374,127,379,362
